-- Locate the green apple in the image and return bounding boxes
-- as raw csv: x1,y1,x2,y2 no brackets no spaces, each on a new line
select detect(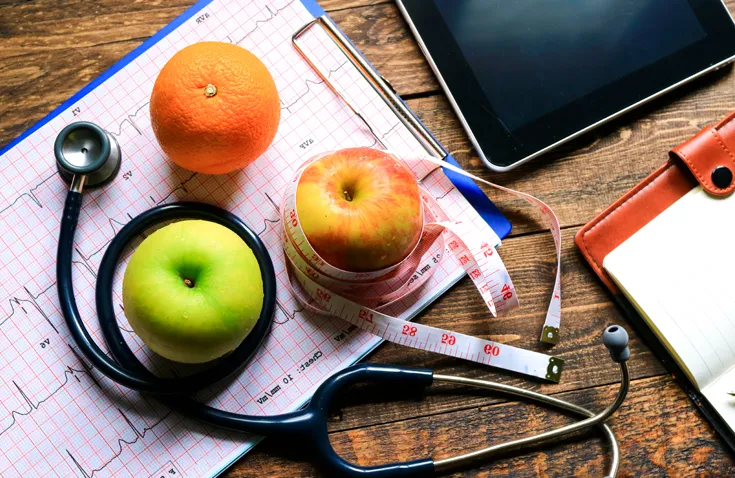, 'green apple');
122,220,263,363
